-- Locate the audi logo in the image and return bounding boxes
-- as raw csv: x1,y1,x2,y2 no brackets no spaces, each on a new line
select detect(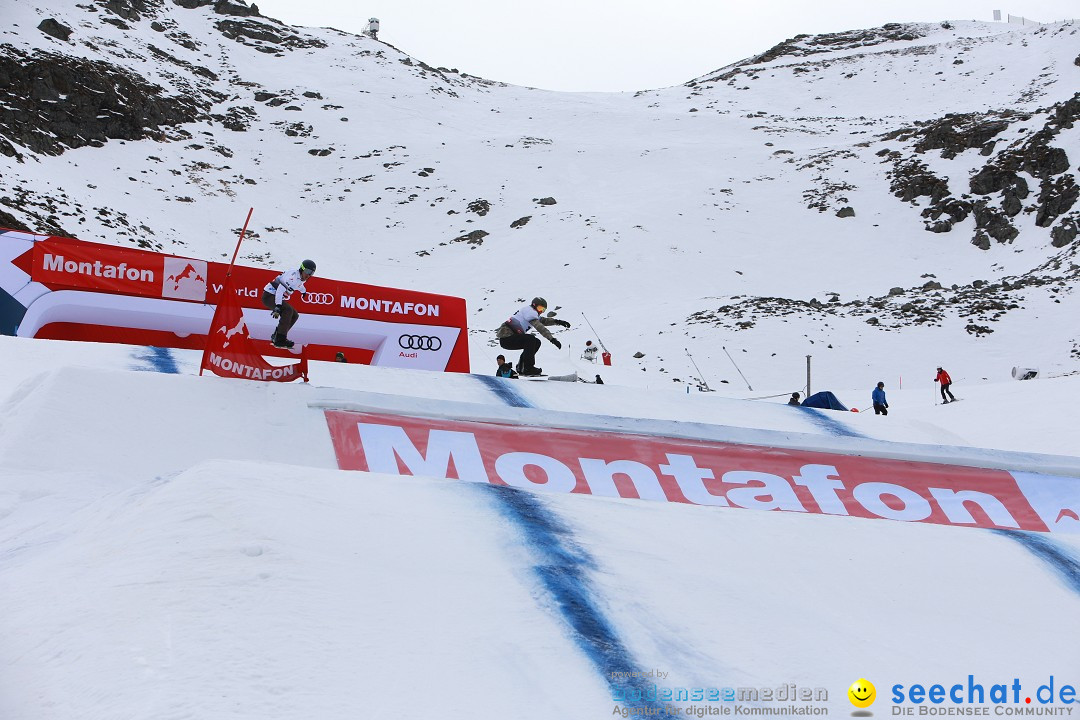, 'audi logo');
301,292,335,306
399,334,442,351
